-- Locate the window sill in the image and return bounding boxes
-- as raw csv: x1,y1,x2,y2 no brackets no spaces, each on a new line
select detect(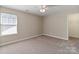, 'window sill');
0,33,18,37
